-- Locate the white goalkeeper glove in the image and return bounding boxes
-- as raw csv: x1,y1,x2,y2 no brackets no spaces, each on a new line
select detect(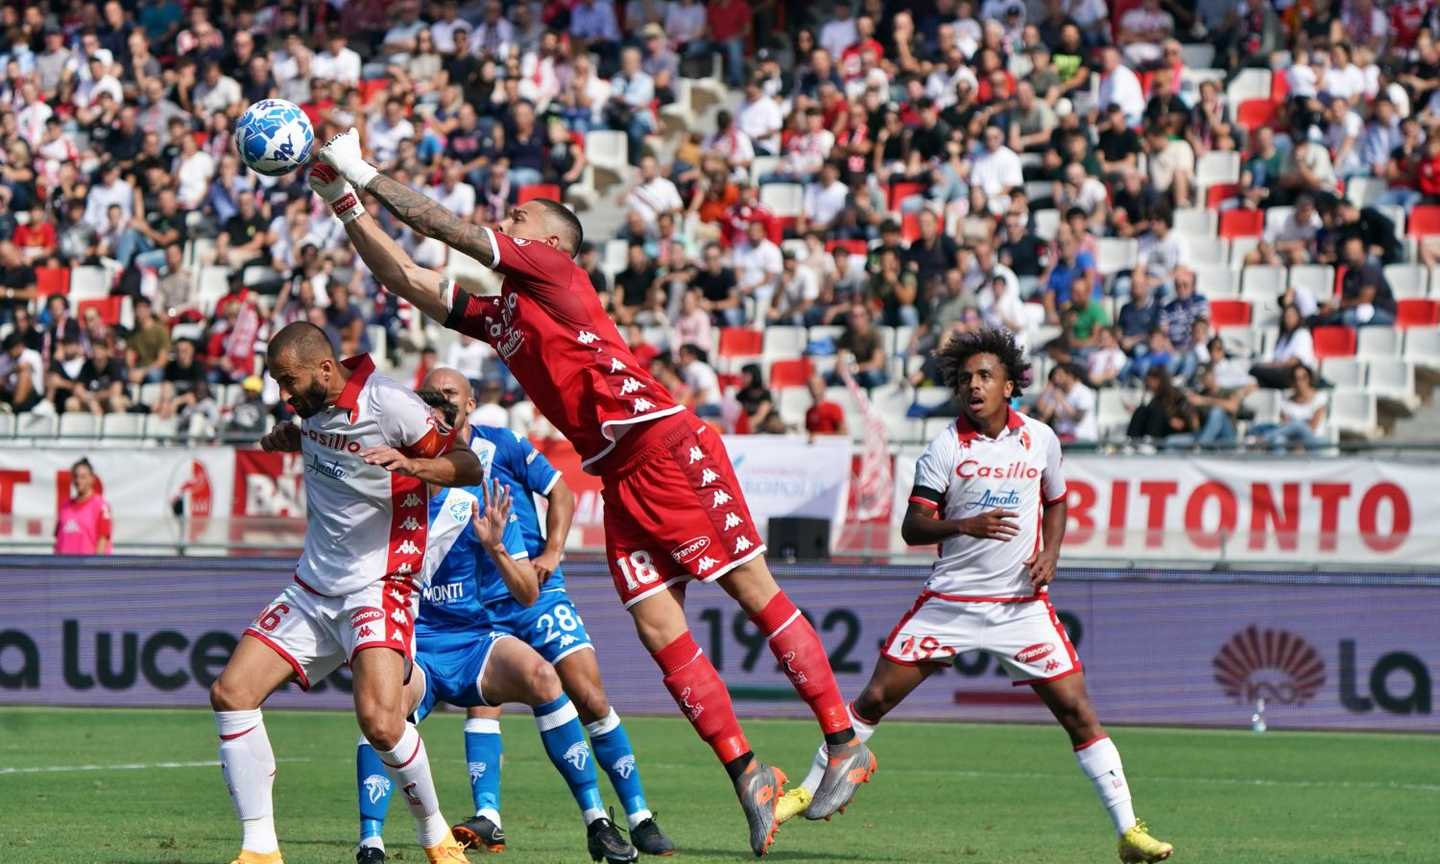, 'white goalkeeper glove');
308,161,363,224
318,127,379,191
